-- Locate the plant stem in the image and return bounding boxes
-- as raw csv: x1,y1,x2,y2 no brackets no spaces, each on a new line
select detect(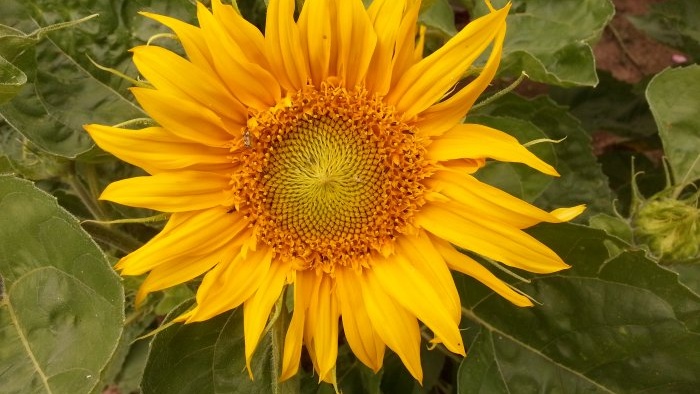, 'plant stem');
81,221,143,254
608,24,642,70
270,293,299,394
67,167,108,221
